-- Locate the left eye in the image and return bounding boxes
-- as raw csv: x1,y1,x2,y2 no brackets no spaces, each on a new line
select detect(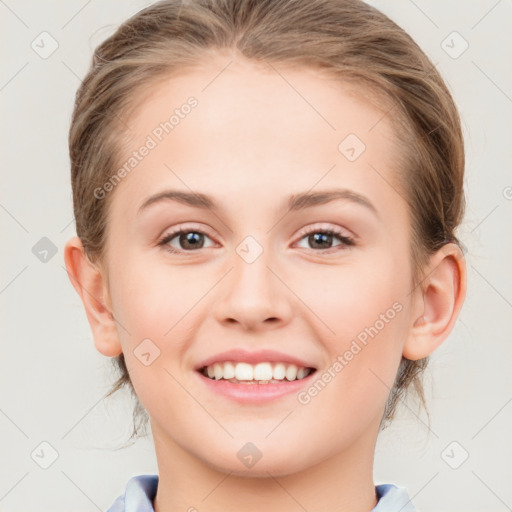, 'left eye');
158,229,216,253
295,229,355,251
